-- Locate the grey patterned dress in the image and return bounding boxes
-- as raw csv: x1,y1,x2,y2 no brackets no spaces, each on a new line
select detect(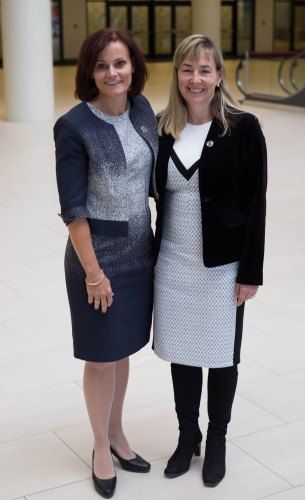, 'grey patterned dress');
153,127,239,368
55,99,156,362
